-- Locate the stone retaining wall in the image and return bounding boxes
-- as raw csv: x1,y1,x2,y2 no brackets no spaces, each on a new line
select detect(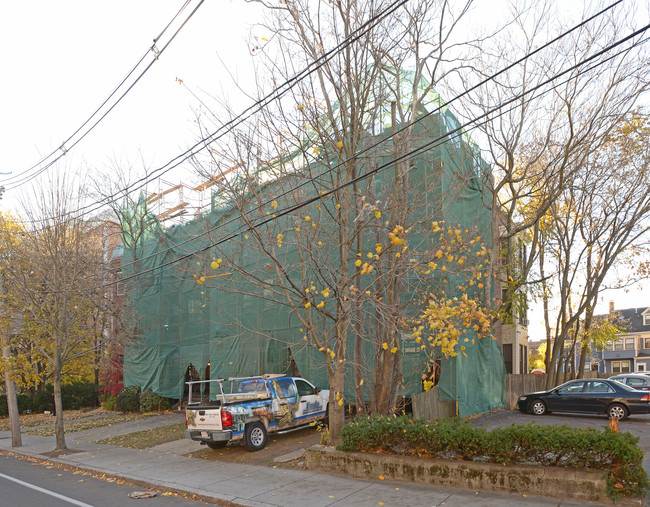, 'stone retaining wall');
305,446,641,506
